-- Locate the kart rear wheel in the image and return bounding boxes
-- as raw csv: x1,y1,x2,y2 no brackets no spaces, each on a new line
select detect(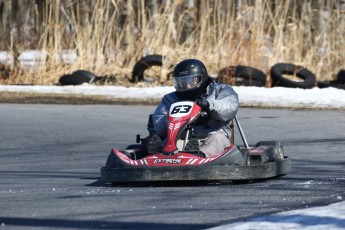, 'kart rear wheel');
274,143,284,160
126,144,141,150
255,141,284,160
